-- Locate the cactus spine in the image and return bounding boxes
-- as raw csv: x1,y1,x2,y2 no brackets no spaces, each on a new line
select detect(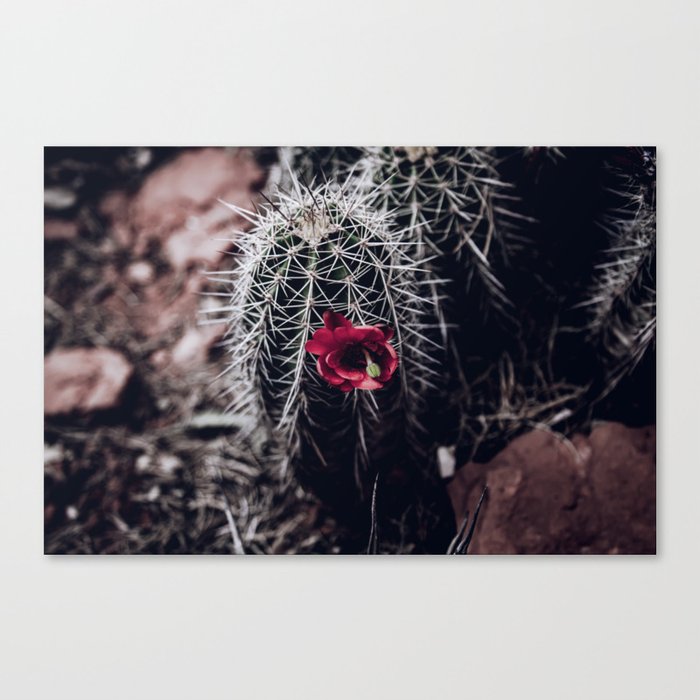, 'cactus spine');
357,147,517,323
583,149,656,395
276,146,514,320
